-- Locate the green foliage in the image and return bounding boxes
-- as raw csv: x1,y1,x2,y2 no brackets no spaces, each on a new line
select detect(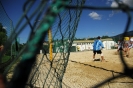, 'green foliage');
0,23,7,45
1,55,10,63
19,43,26,51
101,35,110,39
0,23,7,33
0,32,7,44
5,49,11,56
88,38,95,40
